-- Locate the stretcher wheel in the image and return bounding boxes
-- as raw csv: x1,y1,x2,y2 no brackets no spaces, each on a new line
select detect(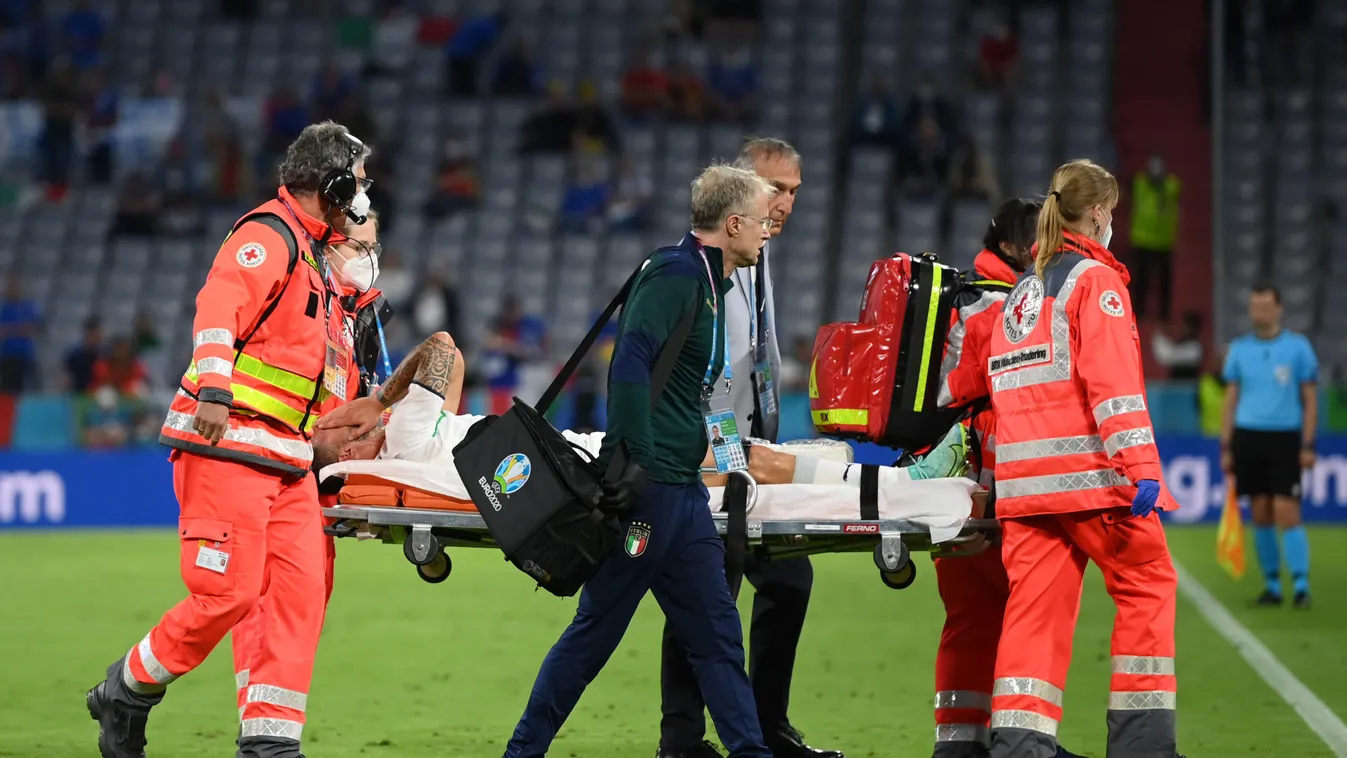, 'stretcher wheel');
403,528,441,566
879,561,917,590
872,537,909,573
416,551,452,584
